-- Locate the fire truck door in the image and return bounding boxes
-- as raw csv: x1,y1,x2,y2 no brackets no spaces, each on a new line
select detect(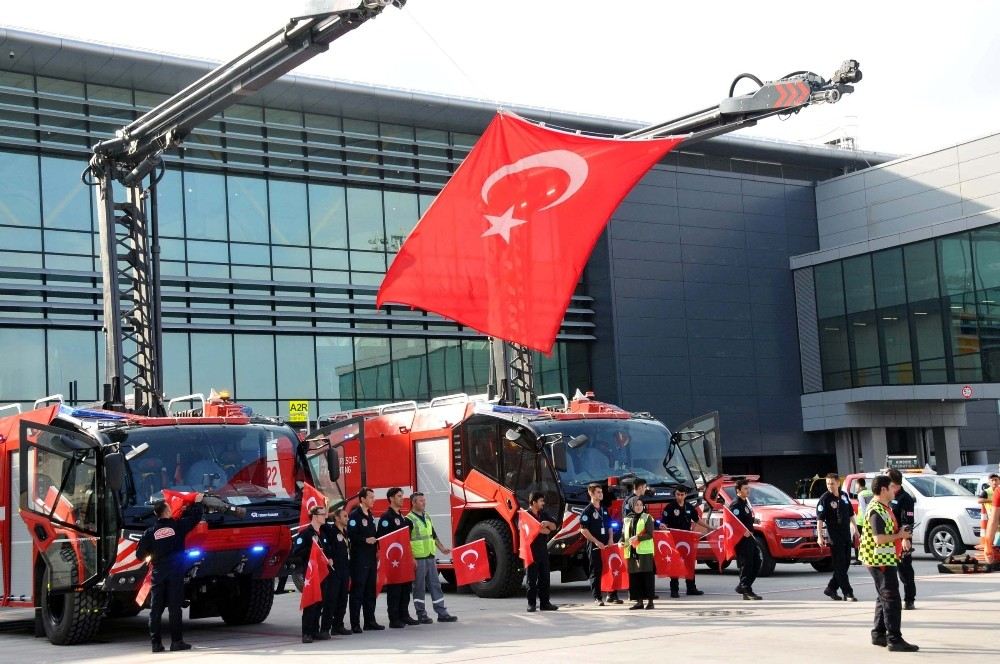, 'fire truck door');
669,411,721,491
18,421,119,592
6,451,34,601
414,437,452,550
